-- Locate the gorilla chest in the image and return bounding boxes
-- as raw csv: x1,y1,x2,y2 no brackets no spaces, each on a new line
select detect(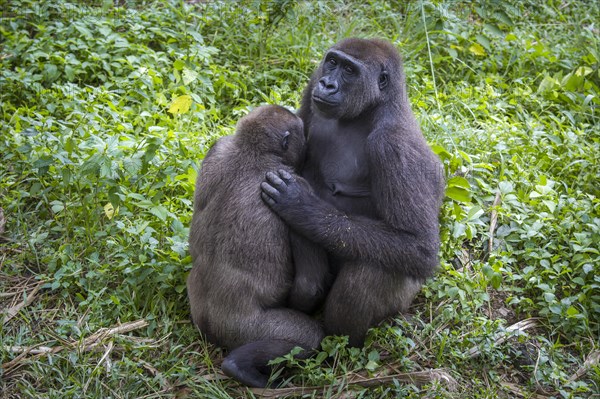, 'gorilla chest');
304,120,375,216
